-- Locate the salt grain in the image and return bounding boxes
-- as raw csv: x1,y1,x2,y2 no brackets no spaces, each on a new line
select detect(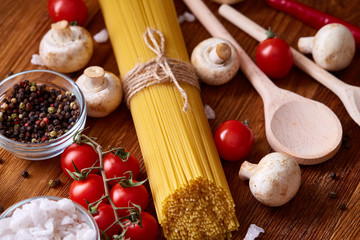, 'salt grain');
183,12,196,22
244,224,265,240
178,11,196,24
31,54,45,66
93,29,109,43
204,104,216,119
0,198,96,240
